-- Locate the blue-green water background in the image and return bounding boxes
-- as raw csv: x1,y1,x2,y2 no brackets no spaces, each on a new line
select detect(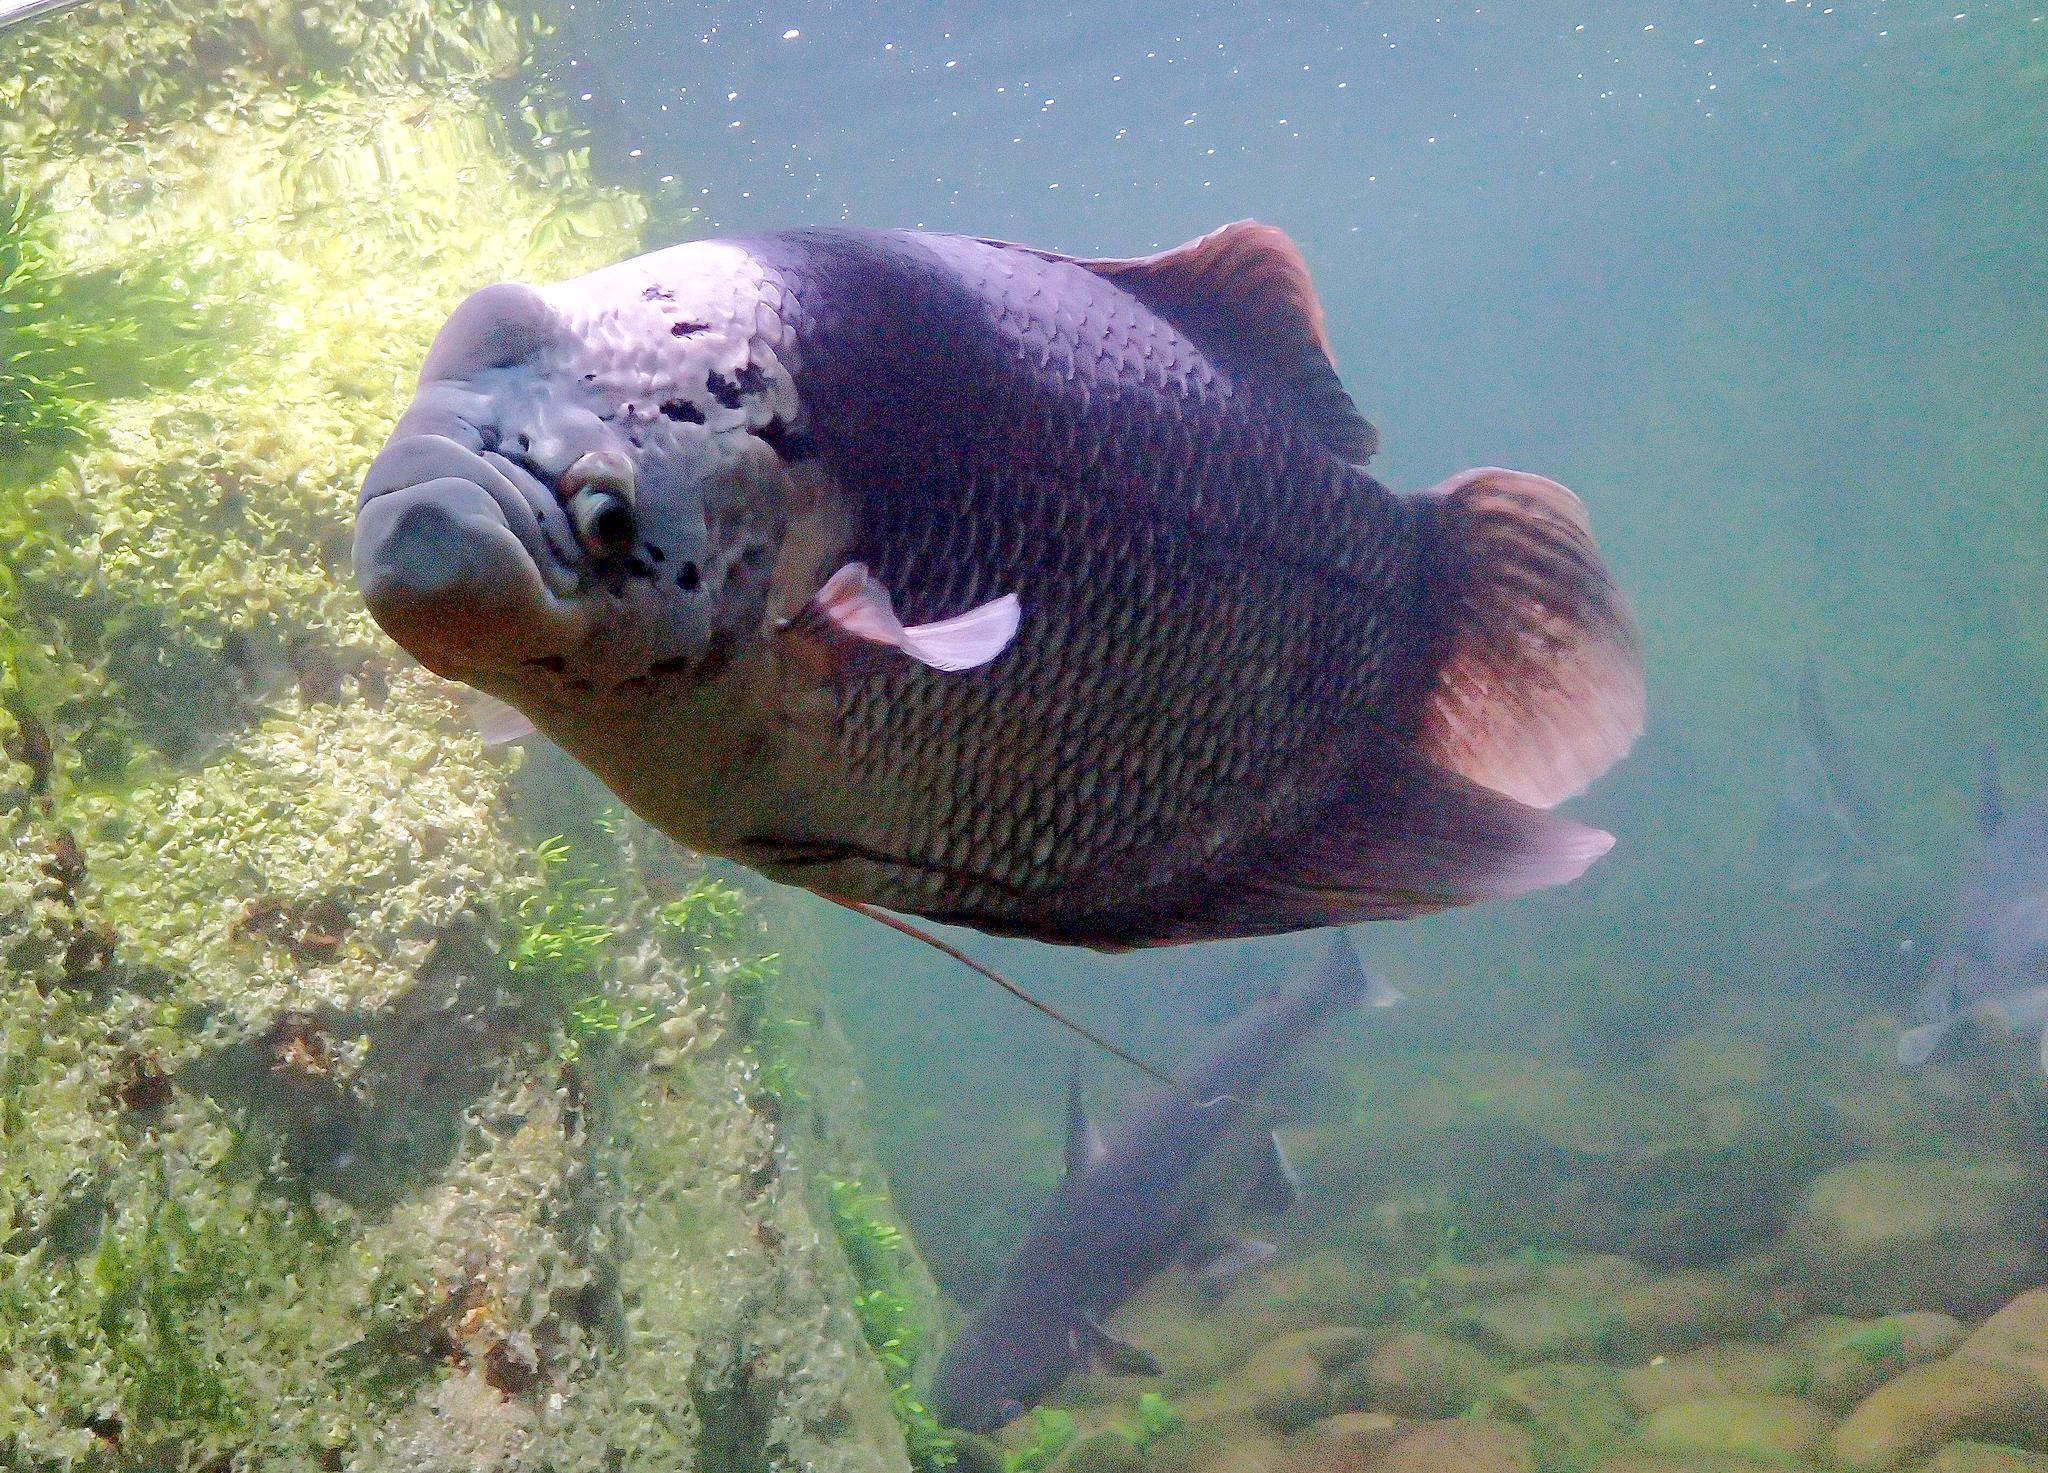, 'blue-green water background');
550,1,2048,1294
